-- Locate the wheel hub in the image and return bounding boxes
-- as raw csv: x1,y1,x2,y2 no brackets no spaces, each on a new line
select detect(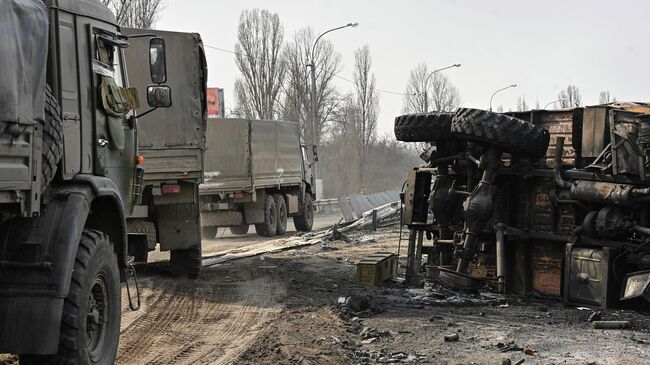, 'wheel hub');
87,274,109,361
